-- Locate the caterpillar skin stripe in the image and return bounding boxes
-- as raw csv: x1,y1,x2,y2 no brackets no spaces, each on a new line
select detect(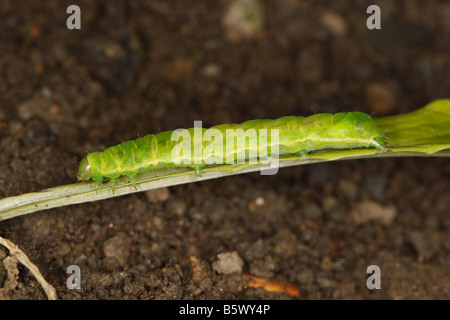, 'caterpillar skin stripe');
77,112,386,185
